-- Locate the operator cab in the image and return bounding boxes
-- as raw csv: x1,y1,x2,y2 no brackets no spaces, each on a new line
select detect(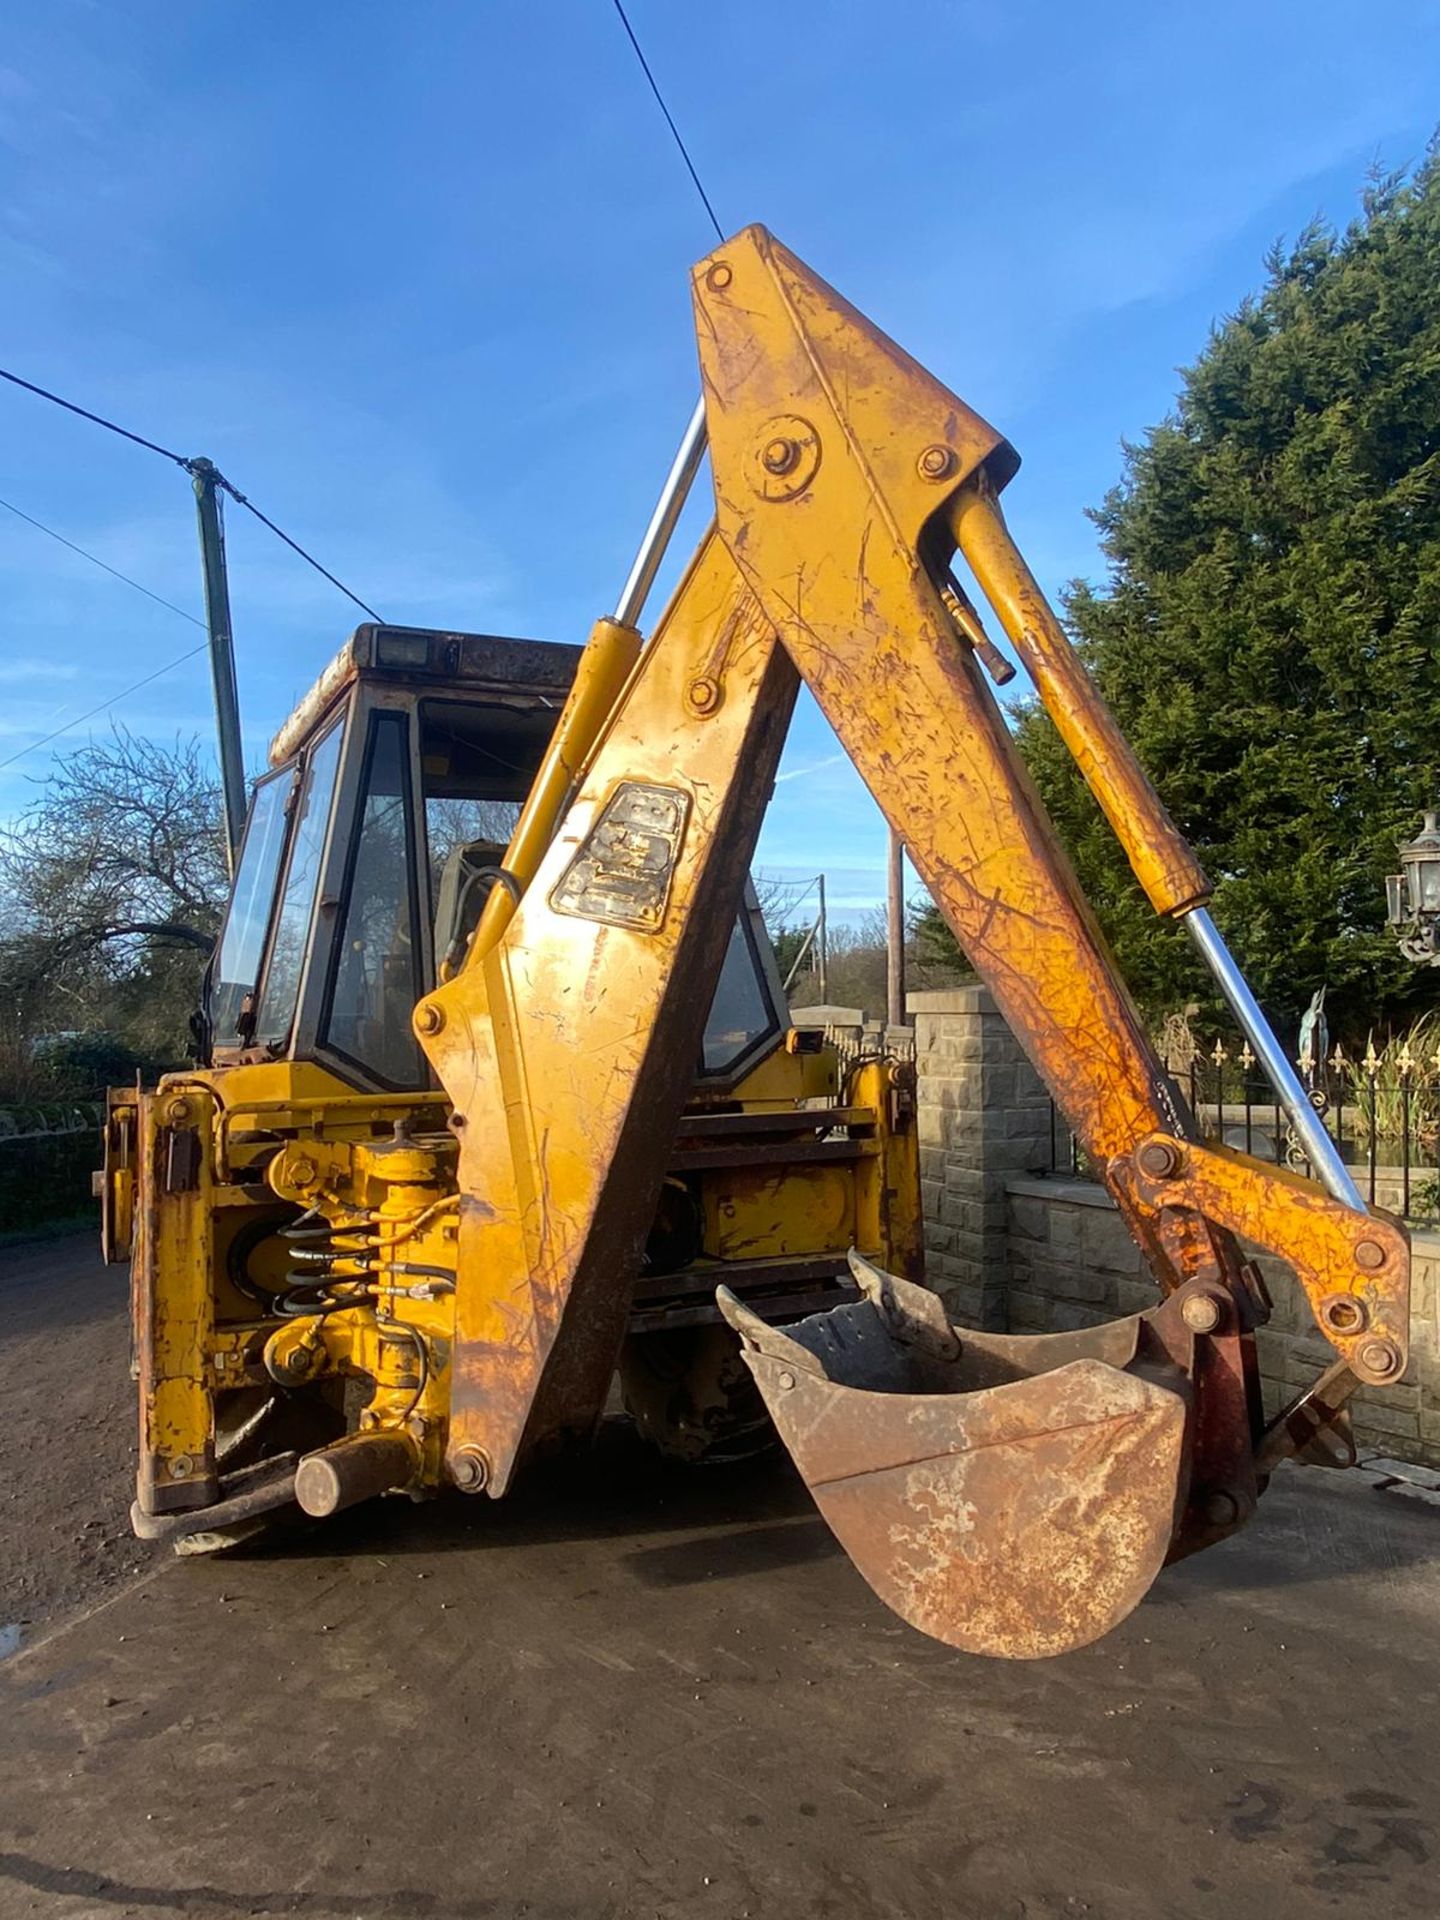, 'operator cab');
202,623,787,1092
